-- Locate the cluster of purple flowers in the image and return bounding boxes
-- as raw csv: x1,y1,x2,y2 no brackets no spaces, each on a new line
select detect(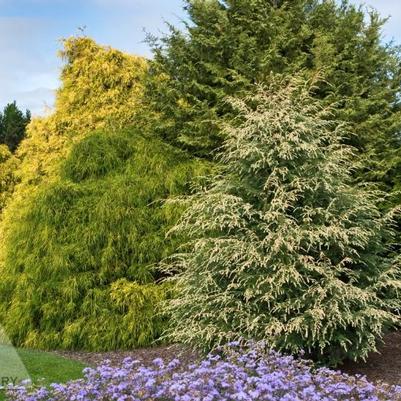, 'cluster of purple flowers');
8,342,401,401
